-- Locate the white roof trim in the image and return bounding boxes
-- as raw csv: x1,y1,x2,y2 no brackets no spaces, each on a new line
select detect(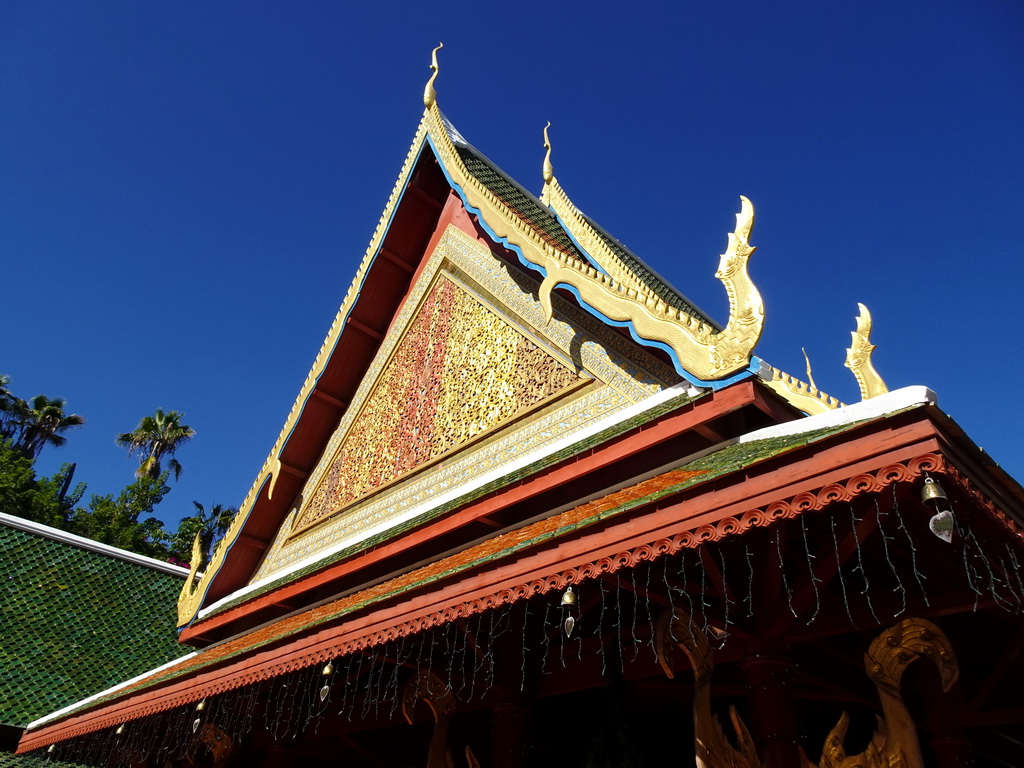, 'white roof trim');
739,385,937,445
0,511,190,577
25,652,198,730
